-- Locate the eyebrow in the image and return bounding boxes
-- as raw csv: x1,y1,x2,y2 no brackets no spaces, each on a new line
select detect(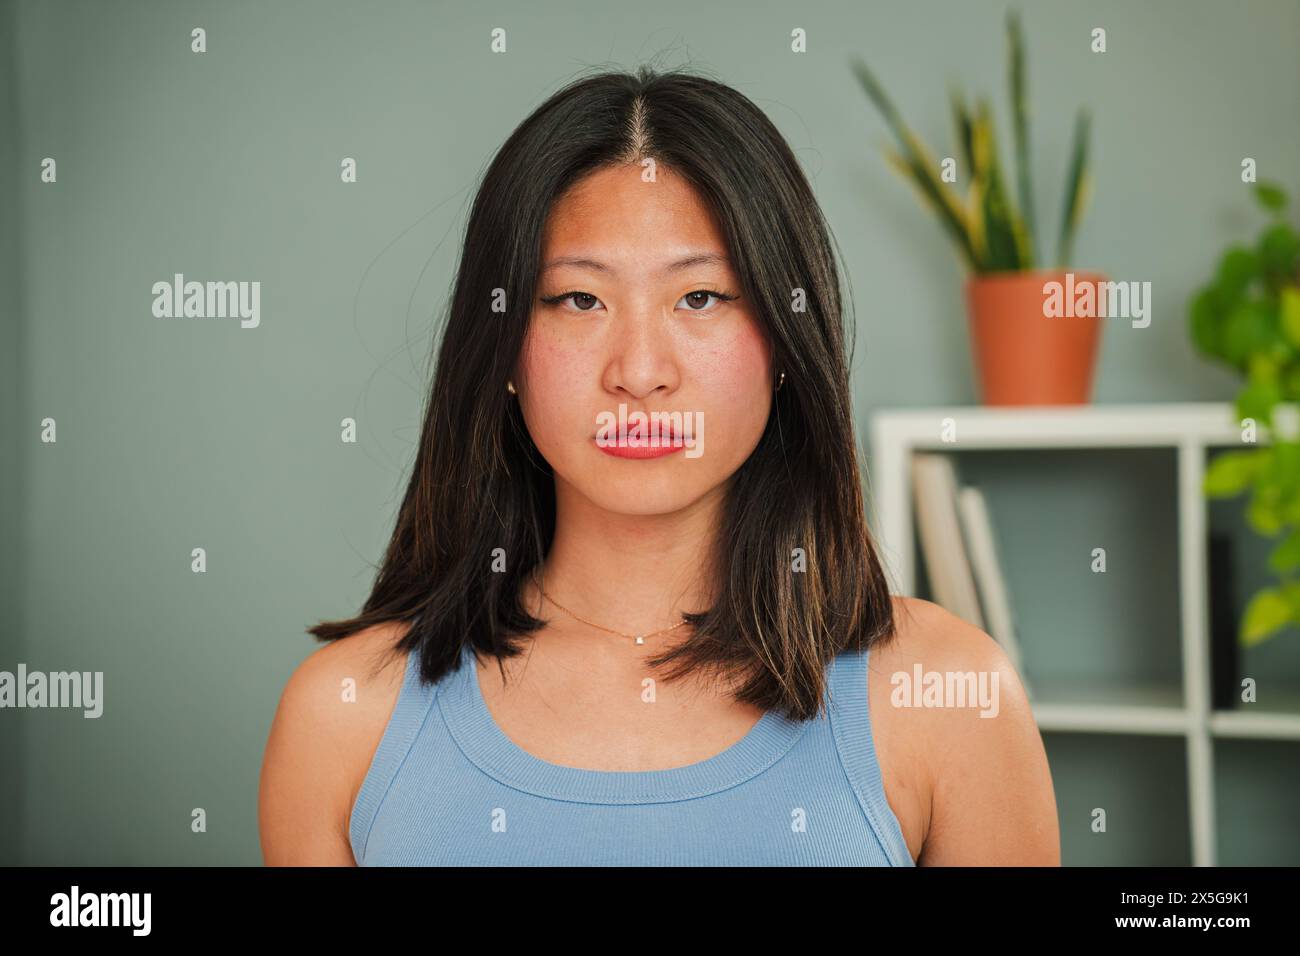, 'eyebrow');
540,253,730,275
